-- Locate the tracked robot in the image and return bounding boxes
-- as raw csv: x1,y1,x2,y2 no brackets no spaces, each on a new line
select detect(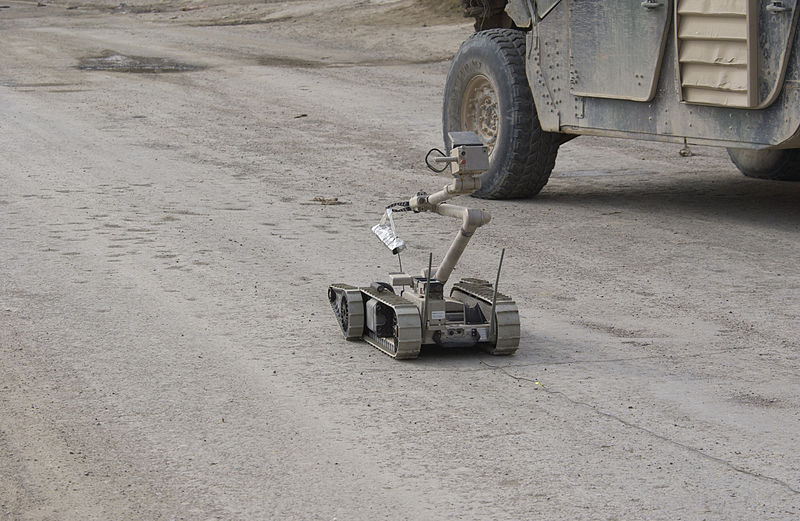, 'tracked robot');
328,132,520,359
